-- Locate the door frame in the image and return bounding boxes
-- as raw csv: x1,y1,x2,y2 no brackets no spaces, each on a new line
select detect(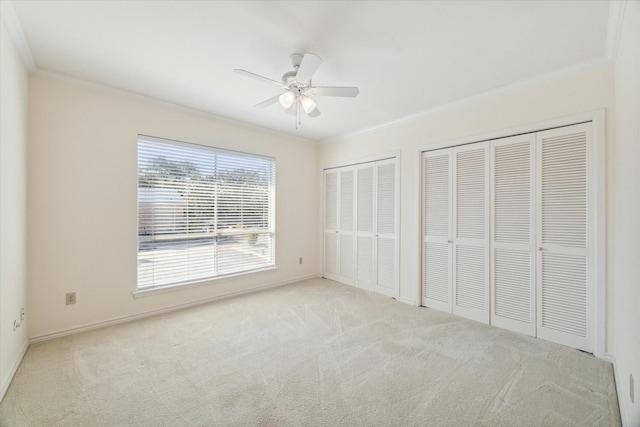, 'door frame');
416,109,605,358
